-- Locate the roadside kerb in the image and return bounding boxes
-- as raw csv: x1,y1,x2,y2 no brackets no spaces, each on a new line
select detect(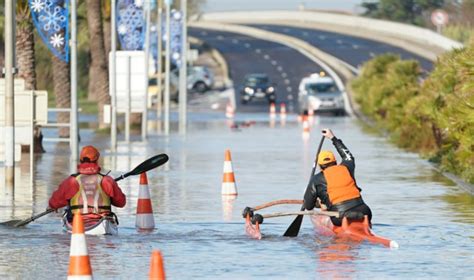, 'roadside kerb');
189,21,356,116
196,10,463,59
